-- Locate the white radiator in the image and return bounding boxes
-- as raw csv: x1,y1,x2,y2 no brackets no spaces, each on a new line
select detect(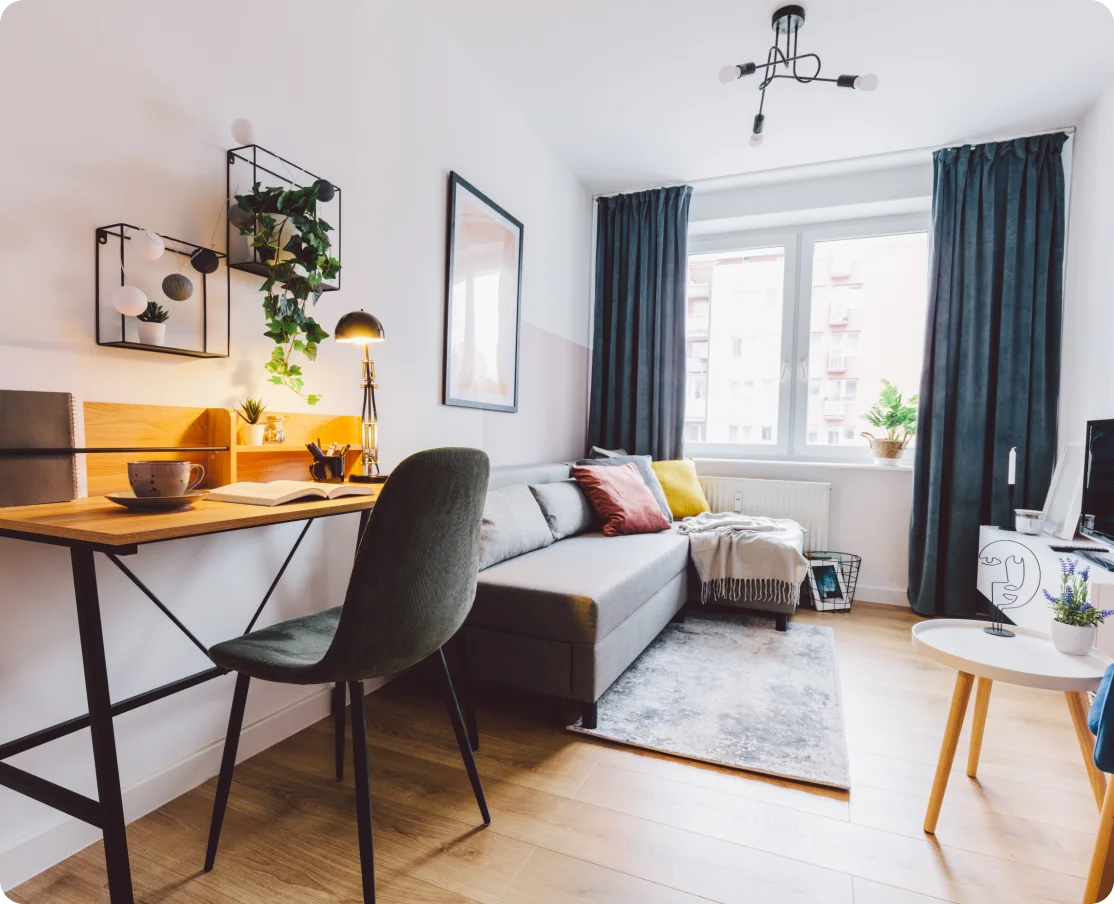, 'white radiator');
699,477,831,552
